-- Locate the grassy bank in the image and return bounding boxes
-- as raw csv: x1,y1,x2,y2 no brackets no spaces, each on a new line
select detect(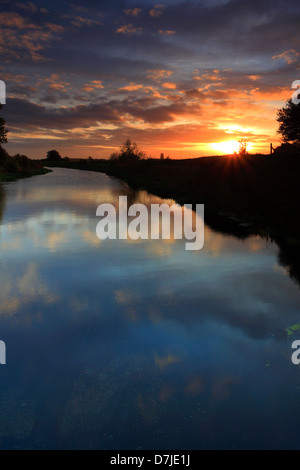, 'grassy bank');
0,147,51,182
0,167,51,182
